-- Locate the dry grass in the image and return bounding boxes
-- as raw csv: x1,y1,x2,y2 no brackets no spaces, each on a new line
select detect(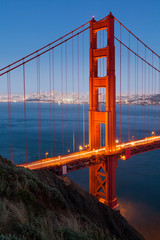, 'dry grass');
0,199,28,233
60,213,82,232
